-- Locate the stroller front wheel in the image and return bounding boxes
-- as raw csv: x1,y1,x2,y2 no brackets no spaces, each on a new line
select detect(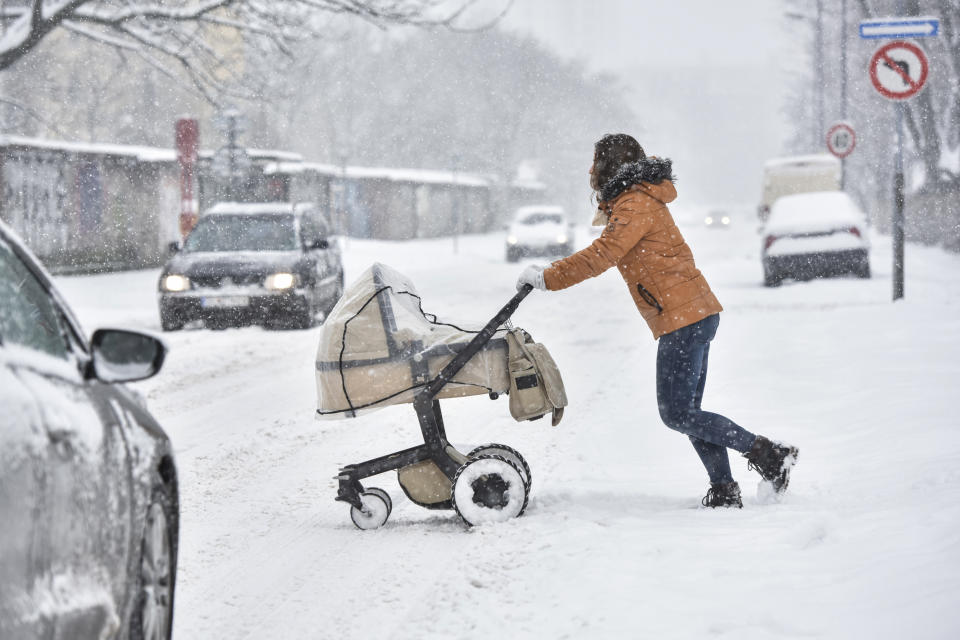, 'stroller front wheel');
452,455,529,527
350,489,392,530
